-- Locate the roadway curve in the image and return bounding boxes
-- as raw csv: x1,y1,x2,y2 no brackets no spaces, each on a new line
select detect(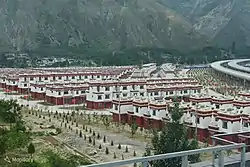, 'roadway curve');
210,59,250,81
228,59,250,73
